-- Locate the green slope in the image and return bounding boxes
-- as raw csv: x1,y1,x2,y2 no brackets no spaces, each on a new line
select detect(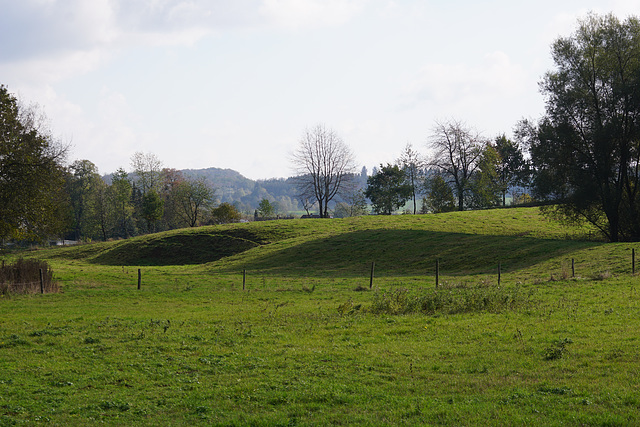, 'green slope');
45,207,607,277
